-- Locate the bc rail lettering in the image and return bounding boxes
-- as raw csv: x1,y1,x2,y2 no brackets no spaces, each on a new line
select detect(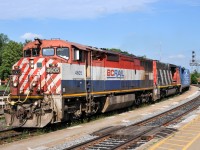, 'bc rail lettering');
107,69,124,79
